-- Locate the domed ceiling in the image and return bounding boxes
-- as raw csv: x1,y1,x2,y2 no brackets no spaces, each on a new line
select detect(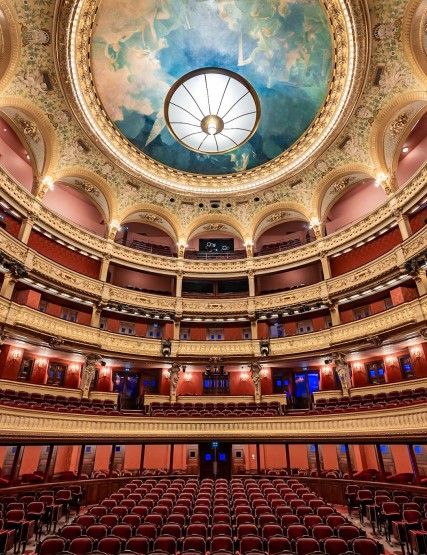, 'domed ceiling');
59,0,369,195
90,0,332,176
